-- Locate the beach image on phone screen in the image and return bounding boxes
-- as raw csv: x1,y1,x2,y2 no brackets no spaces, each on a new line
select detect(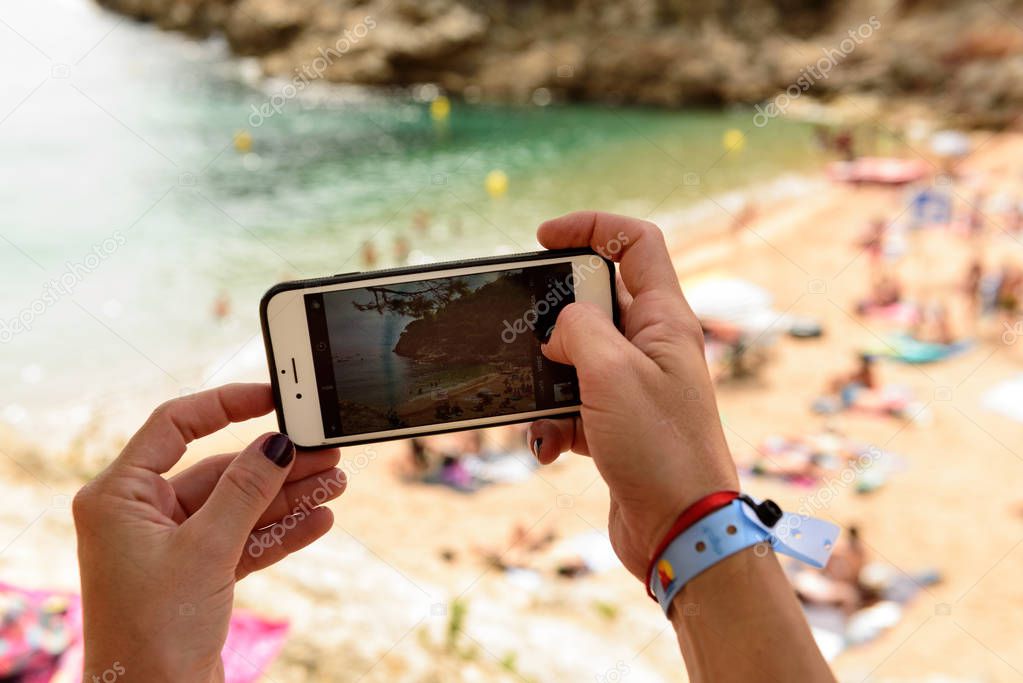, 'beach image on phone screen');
304,262,579,436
